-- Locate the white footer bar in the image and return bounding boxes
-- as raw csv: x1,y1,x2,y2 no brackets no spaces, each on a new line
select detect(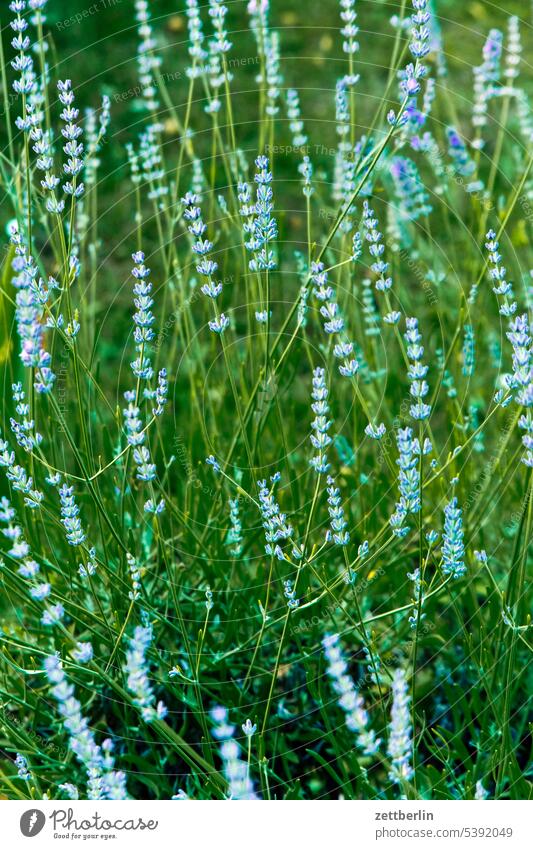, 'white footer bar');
2,800,530,848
